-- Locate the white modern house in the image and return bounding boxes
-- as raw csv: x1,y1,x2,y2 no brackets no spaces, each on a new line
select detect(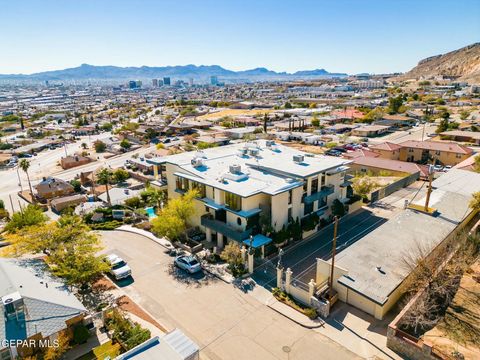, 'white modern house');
148,140,351,251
